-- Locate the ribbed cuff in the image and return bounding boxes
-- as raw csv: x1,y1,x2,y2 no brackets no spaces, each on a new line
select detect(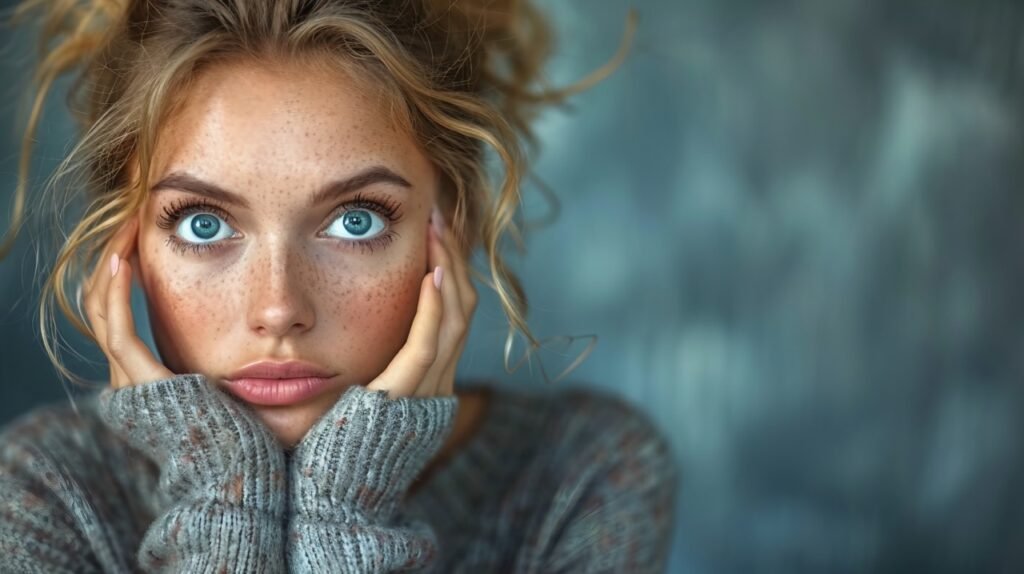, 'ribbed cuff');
289,385,458,524
96,374,286,514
